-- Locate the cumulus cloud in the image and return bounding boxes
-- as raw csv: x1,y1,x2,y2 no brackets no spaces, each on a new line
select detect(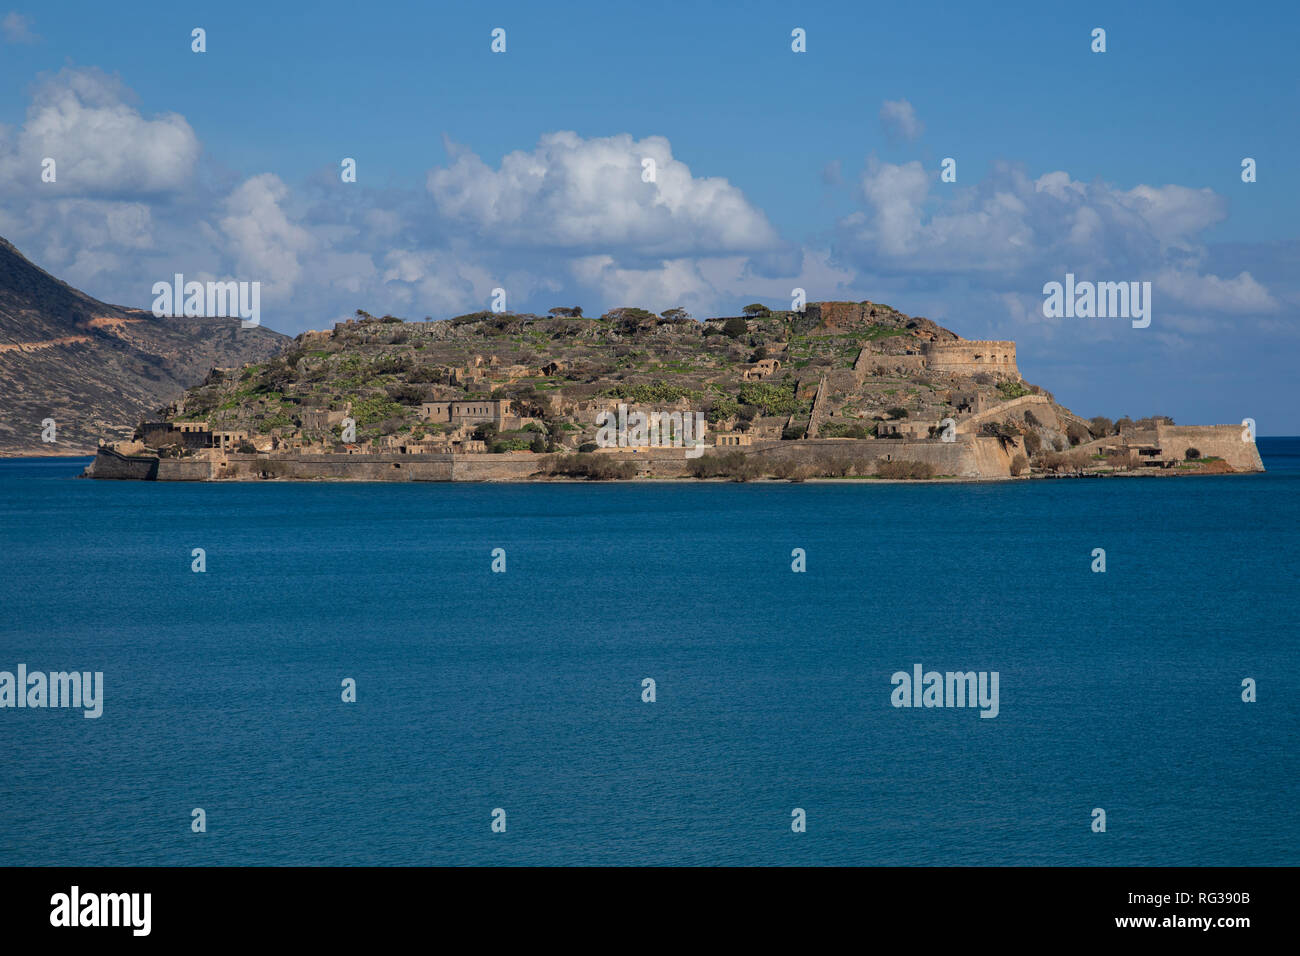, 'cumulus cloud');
834,158,1274,315
2,11,36,44
879,99,923,142
427,131,781,257
0,67,199,196
218,174,316,299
